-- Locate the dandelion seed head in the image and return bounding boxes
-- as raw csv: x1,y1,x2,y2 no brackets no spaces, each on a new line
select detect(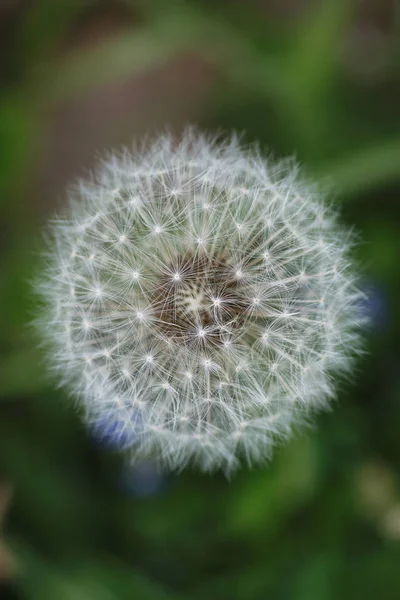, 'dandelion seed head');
35,130,365,474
